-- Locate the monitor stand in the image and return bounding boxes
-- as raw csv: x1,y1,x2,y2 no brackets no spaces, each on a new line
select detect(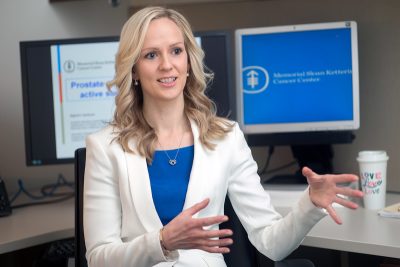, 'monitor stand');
263,144,334,185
